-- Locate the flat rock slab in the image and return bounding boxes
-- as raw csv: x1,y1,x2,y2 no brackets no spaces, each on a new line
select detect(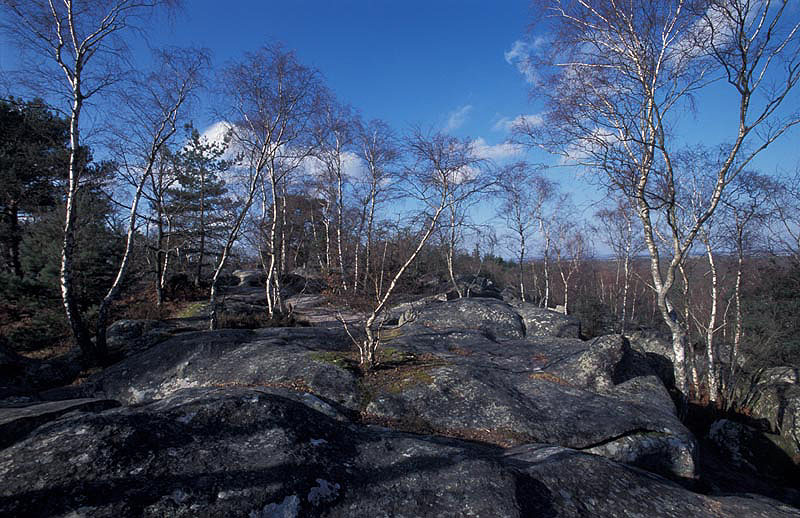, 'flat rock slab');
0,387,795,518
90,327,361,415
513,303,582,338
375,329,693,478
364,361,694,478
399,297,526,340
504,444,800,518
0,398,120,449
